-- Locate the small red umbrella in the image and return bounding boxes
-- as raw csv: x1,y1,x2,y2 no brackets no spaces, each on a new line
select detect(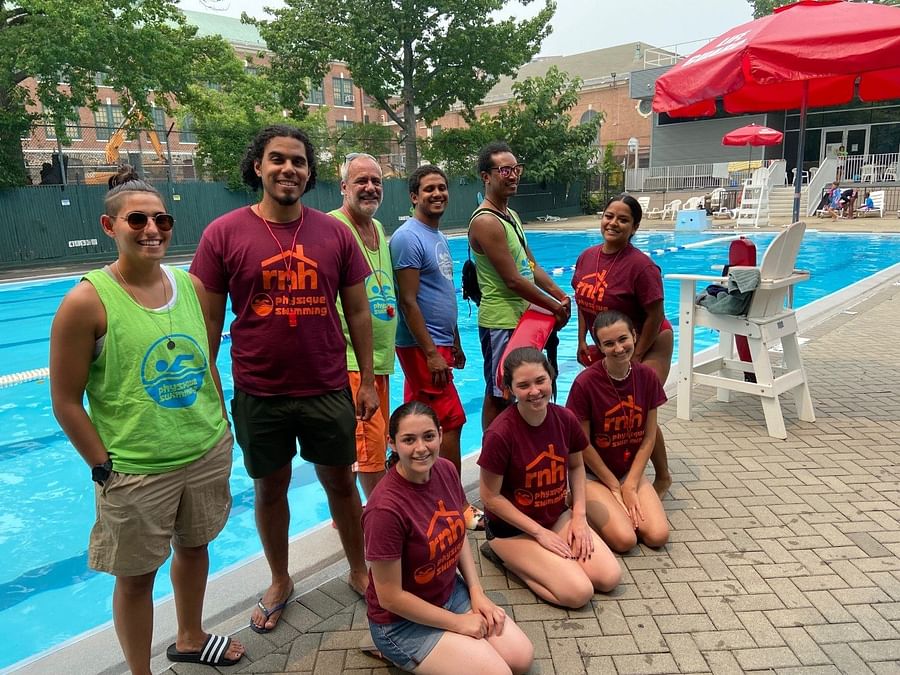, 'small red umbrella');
653,0,900,222
722,123,784,173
